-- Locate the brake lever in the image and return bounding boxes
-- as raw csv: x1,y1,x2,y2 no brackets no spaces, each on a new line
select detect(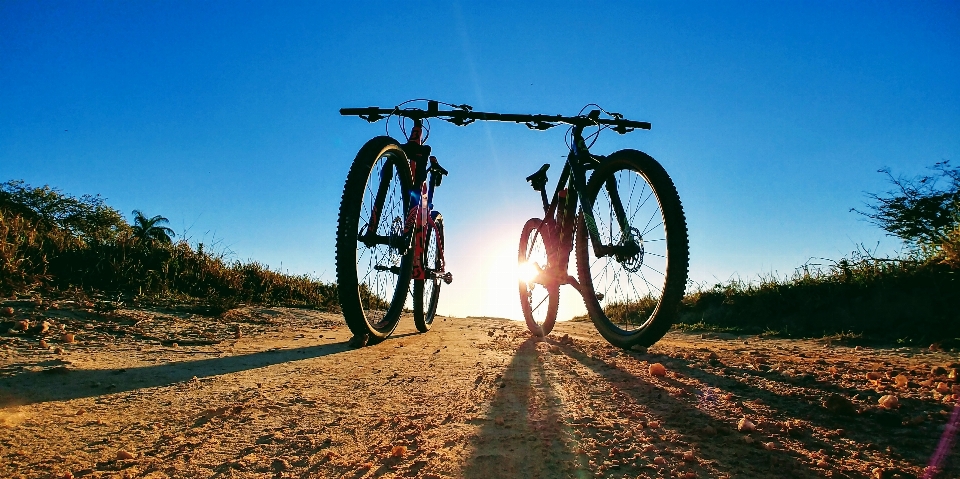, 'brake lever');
612,125,634,134
359,113,384,123
525,121,556,131
445,116,475,126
